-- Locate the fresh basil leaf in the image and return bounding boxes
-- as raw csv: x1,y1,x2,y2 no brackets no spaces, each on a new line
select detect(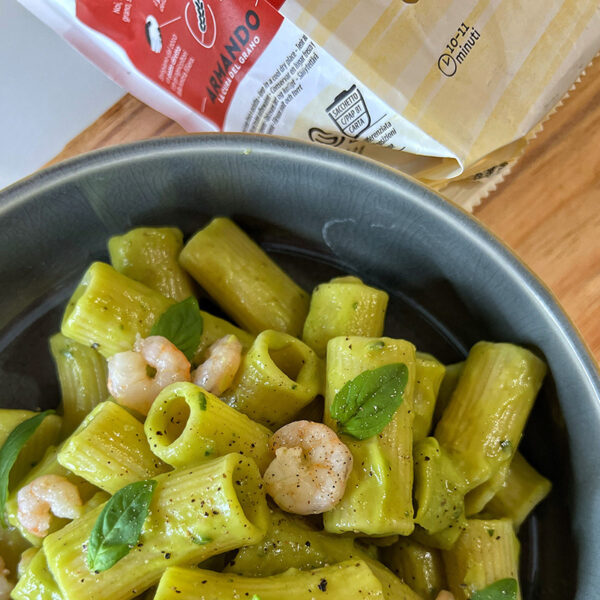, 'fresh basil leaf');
330,363,408,440
251,596,261,600
150,297,204,361
87,479,157,572
0,410,55,527
471,578,518,600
